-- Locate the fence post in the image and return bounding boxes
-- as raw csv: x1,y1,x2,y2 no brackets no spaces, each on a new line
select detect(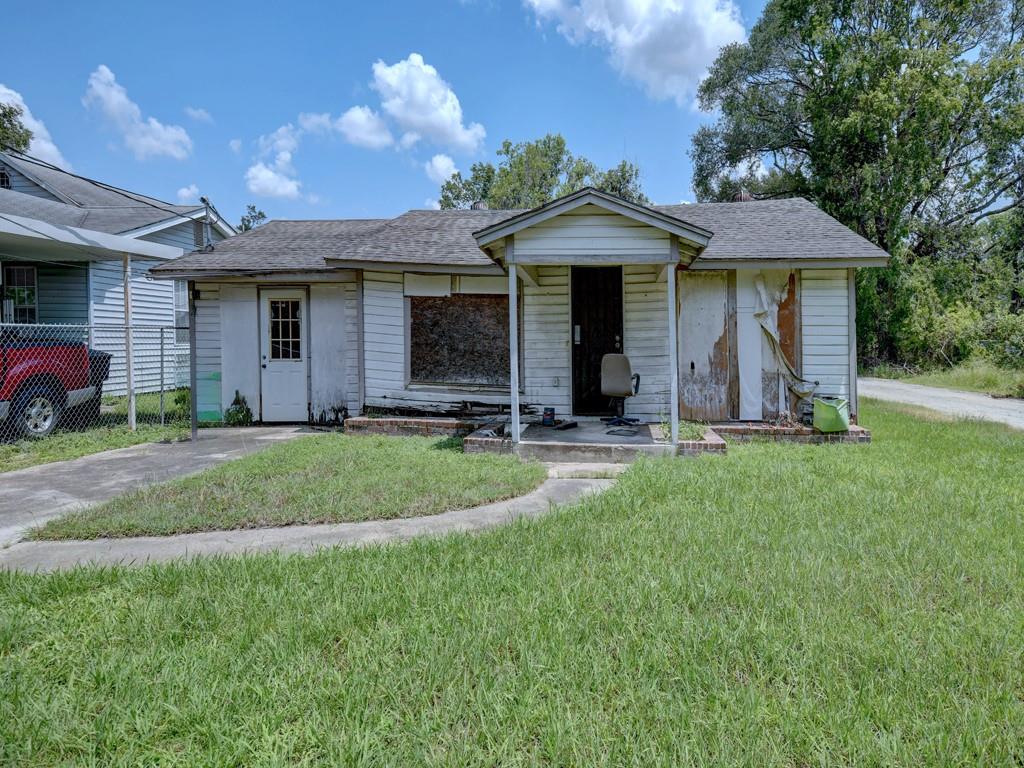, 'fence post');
123,254,136,431
188,280,199,442
159,328,166,426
